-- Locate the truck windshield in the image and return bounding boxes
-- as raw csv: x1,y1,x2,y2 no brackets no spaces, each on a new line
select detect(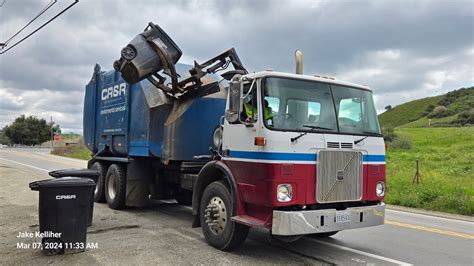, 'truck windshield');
262,77,381,135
